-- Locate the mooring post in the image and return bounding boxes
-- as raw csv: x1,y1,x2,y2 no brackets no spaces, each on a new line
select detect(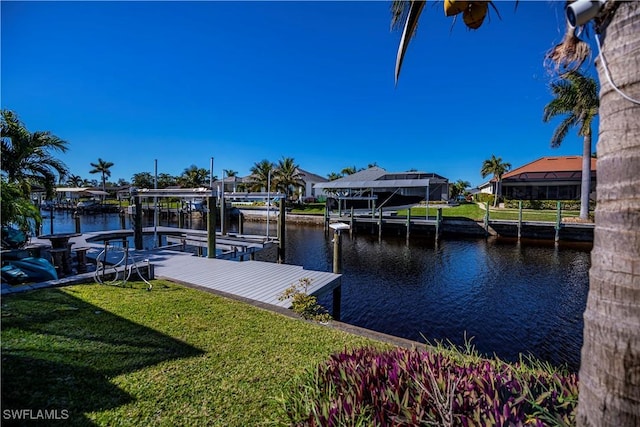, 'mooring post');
406,208,411,243
517,200,523,240
207,196,217,258
436,208,442,241
220,200,227,236
555,200,562,242
74,214,81,234
49,204,54,234
120,210,126,230
332,230,342,322
238,212,244,235
134,196,143,250
323,203,329,233
484,201,490,235
349,207,354,237
277,200,286,263
378,208,383,240
333,229,343,274
330,223,349,322
178,209,184,229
